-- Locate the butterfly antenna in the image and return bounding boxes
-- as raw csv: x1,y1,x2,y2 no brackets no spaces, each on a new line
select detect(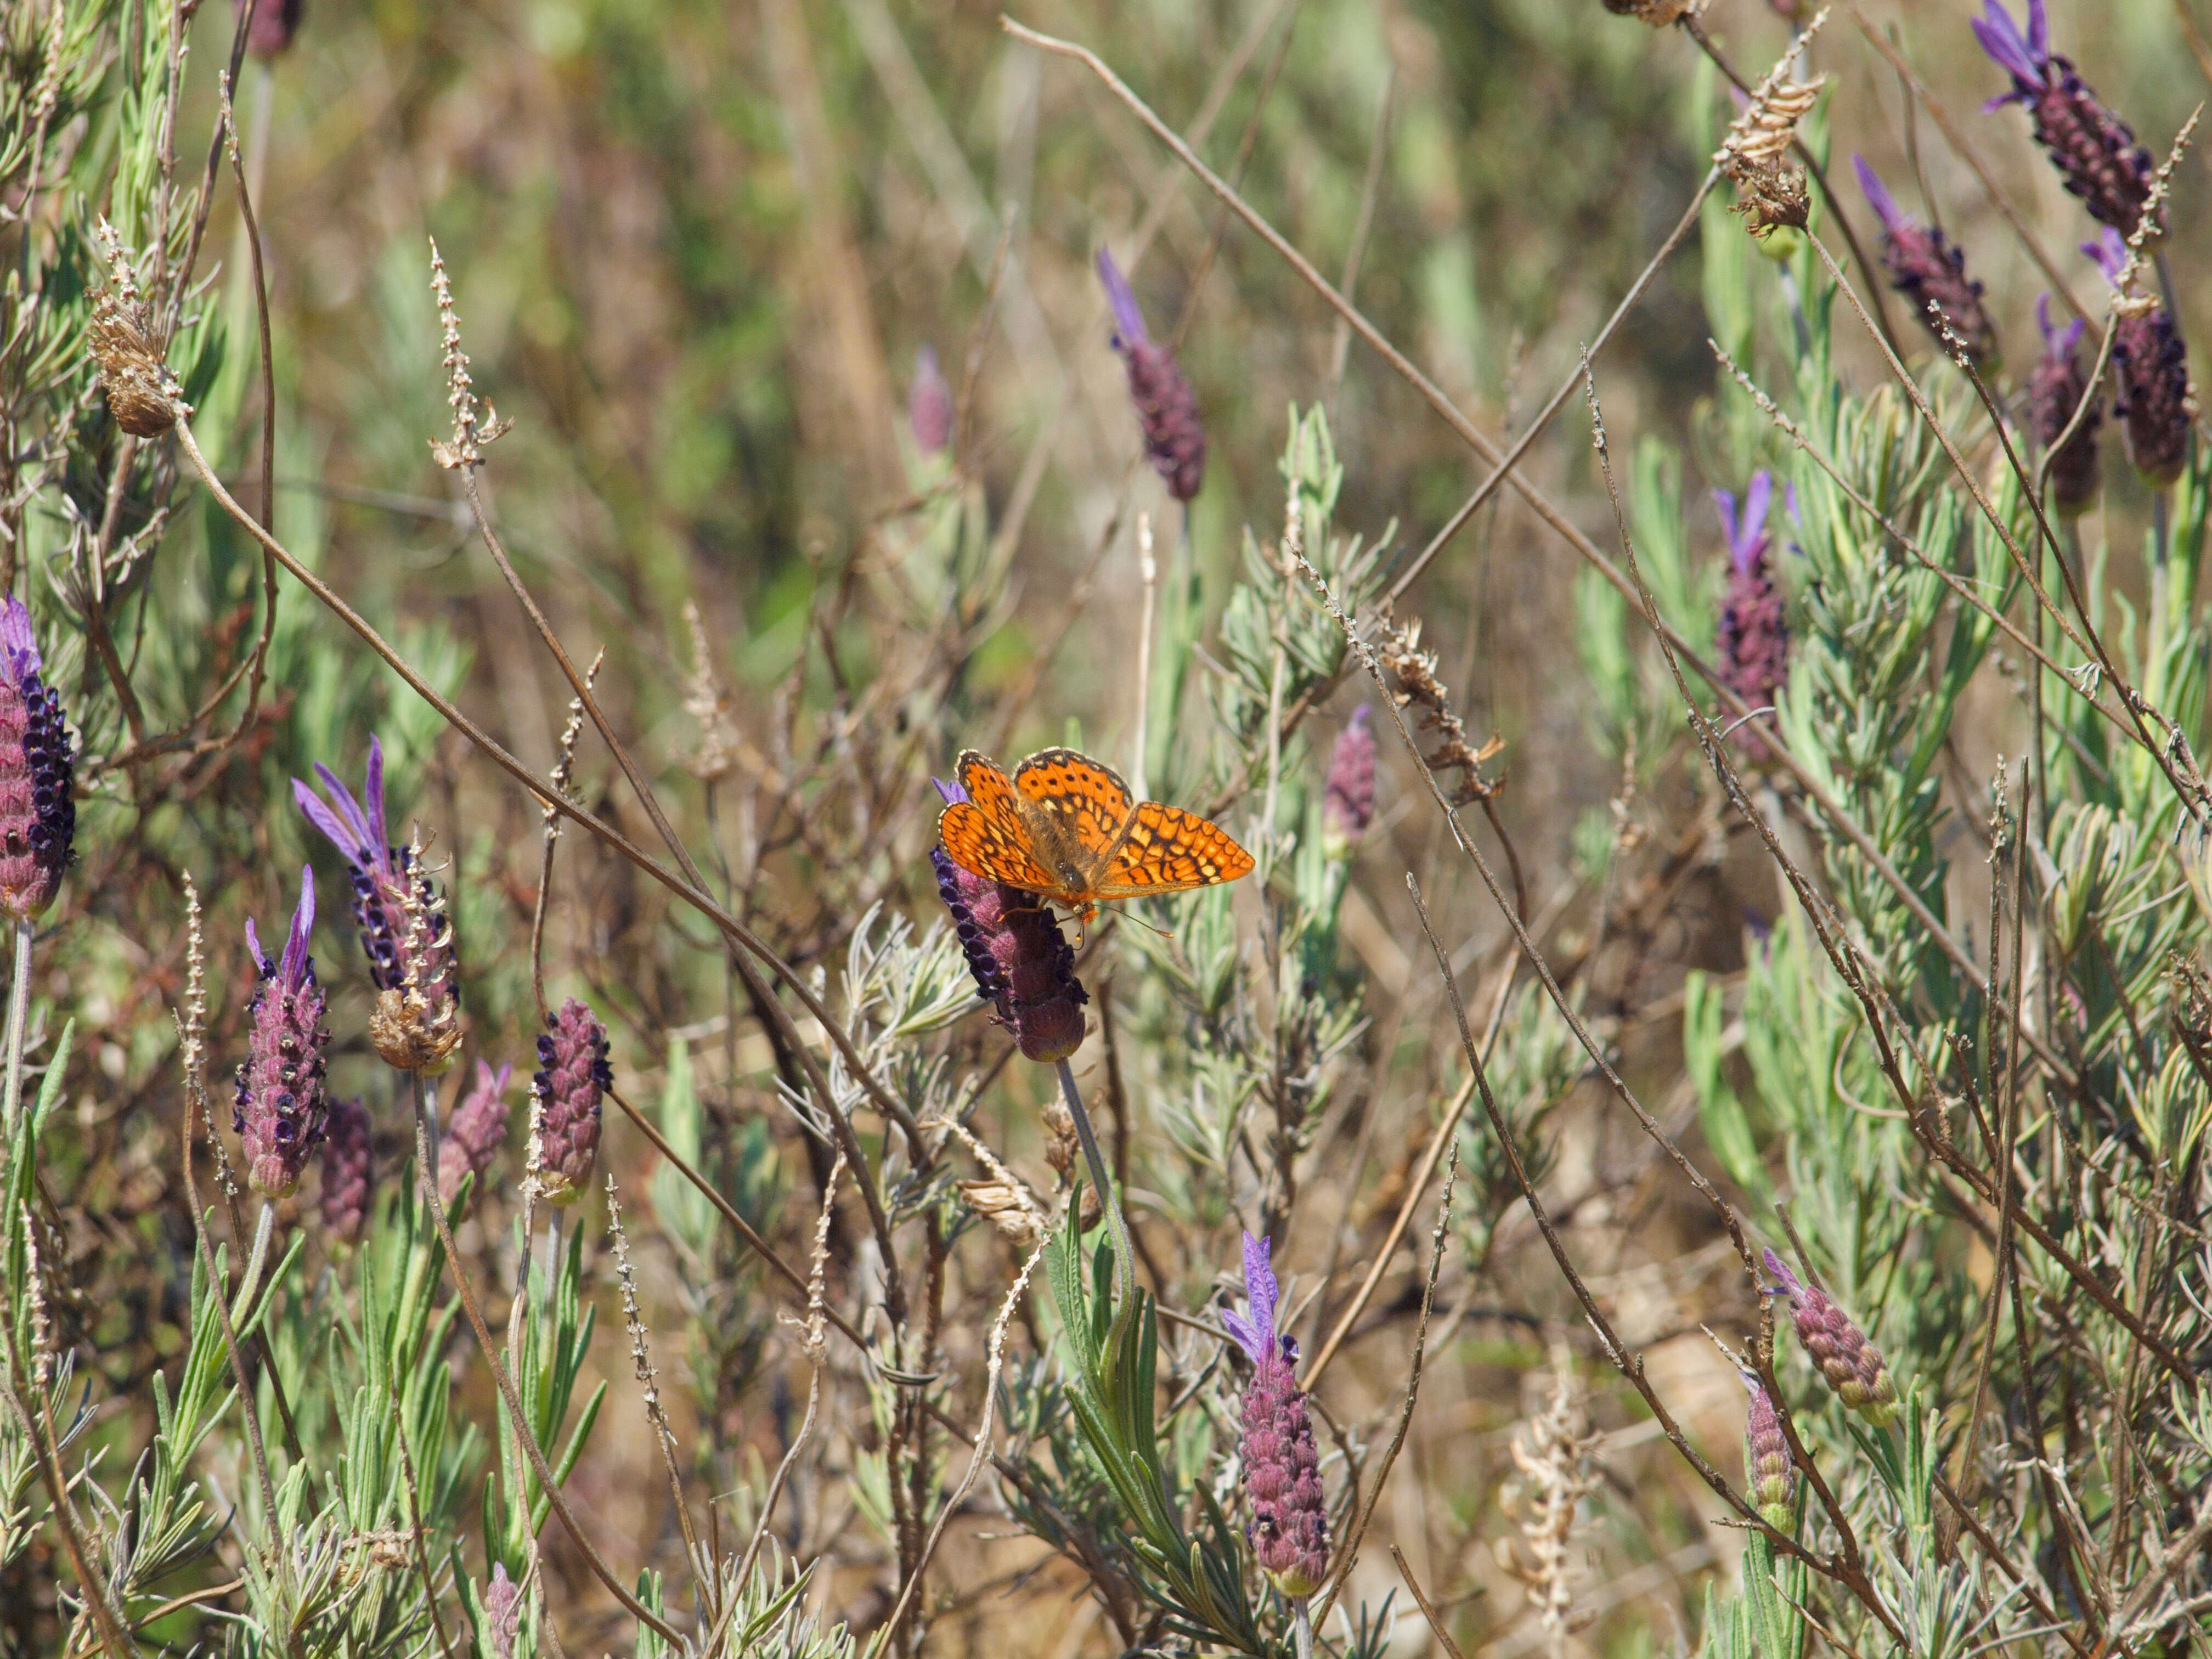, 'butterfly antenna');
1113,905,1175,942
